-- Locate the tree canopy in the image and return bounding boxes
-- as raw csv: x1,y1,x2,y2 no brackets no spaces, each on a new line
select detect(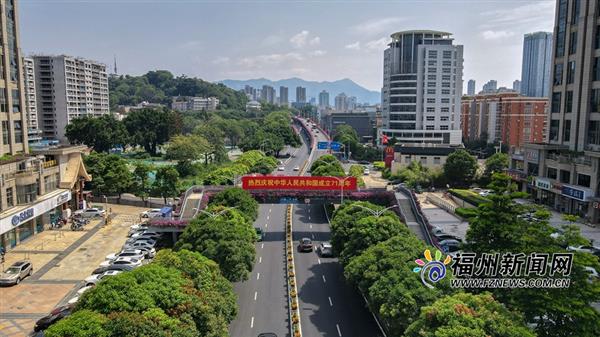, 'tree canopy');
310,154,345,177
123,107,181,155
65,115,128,152
208,187,259,222
444,149,478,188
83,152,132,197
